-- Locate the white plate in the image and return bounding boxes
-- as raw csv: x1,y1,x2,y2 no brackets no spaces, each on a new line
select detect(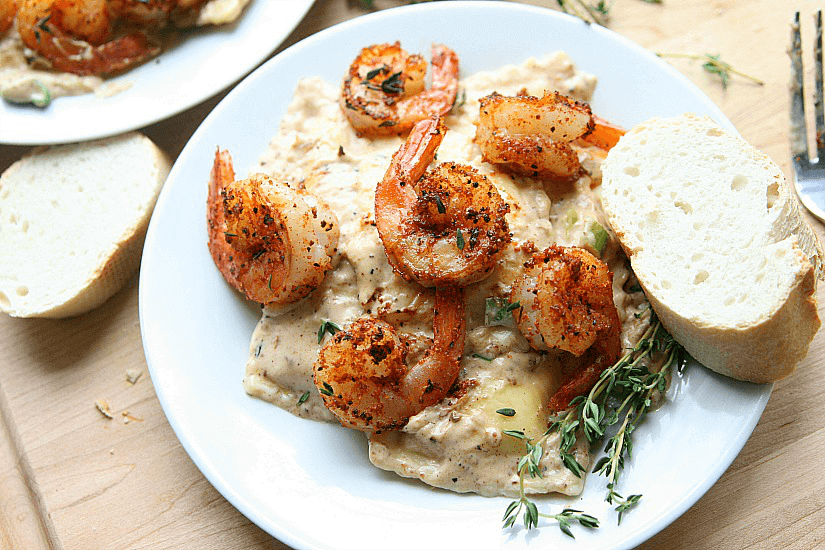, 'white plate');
139,3,772,549
0,0,315,145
